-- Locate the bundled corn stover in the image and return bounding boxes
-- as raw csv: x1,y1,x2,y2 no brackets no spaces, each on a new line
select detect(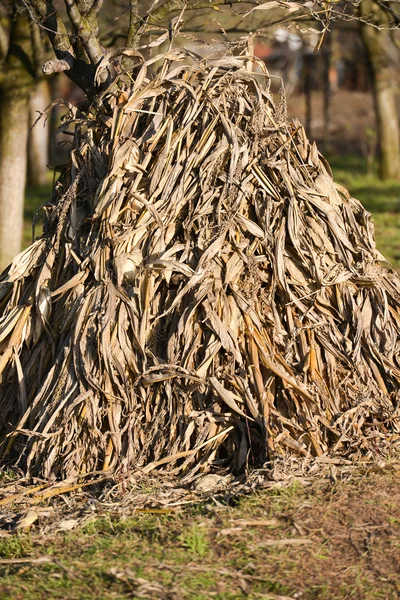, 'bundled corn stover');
1,51,400,481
